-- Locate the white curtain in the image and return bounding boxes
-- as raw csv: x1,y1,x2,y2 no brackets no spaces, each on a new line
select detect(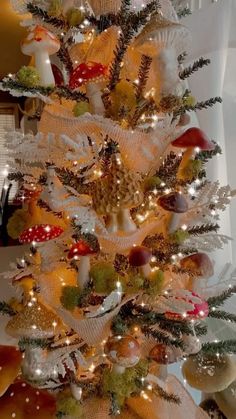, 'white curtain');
183,0,236,266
